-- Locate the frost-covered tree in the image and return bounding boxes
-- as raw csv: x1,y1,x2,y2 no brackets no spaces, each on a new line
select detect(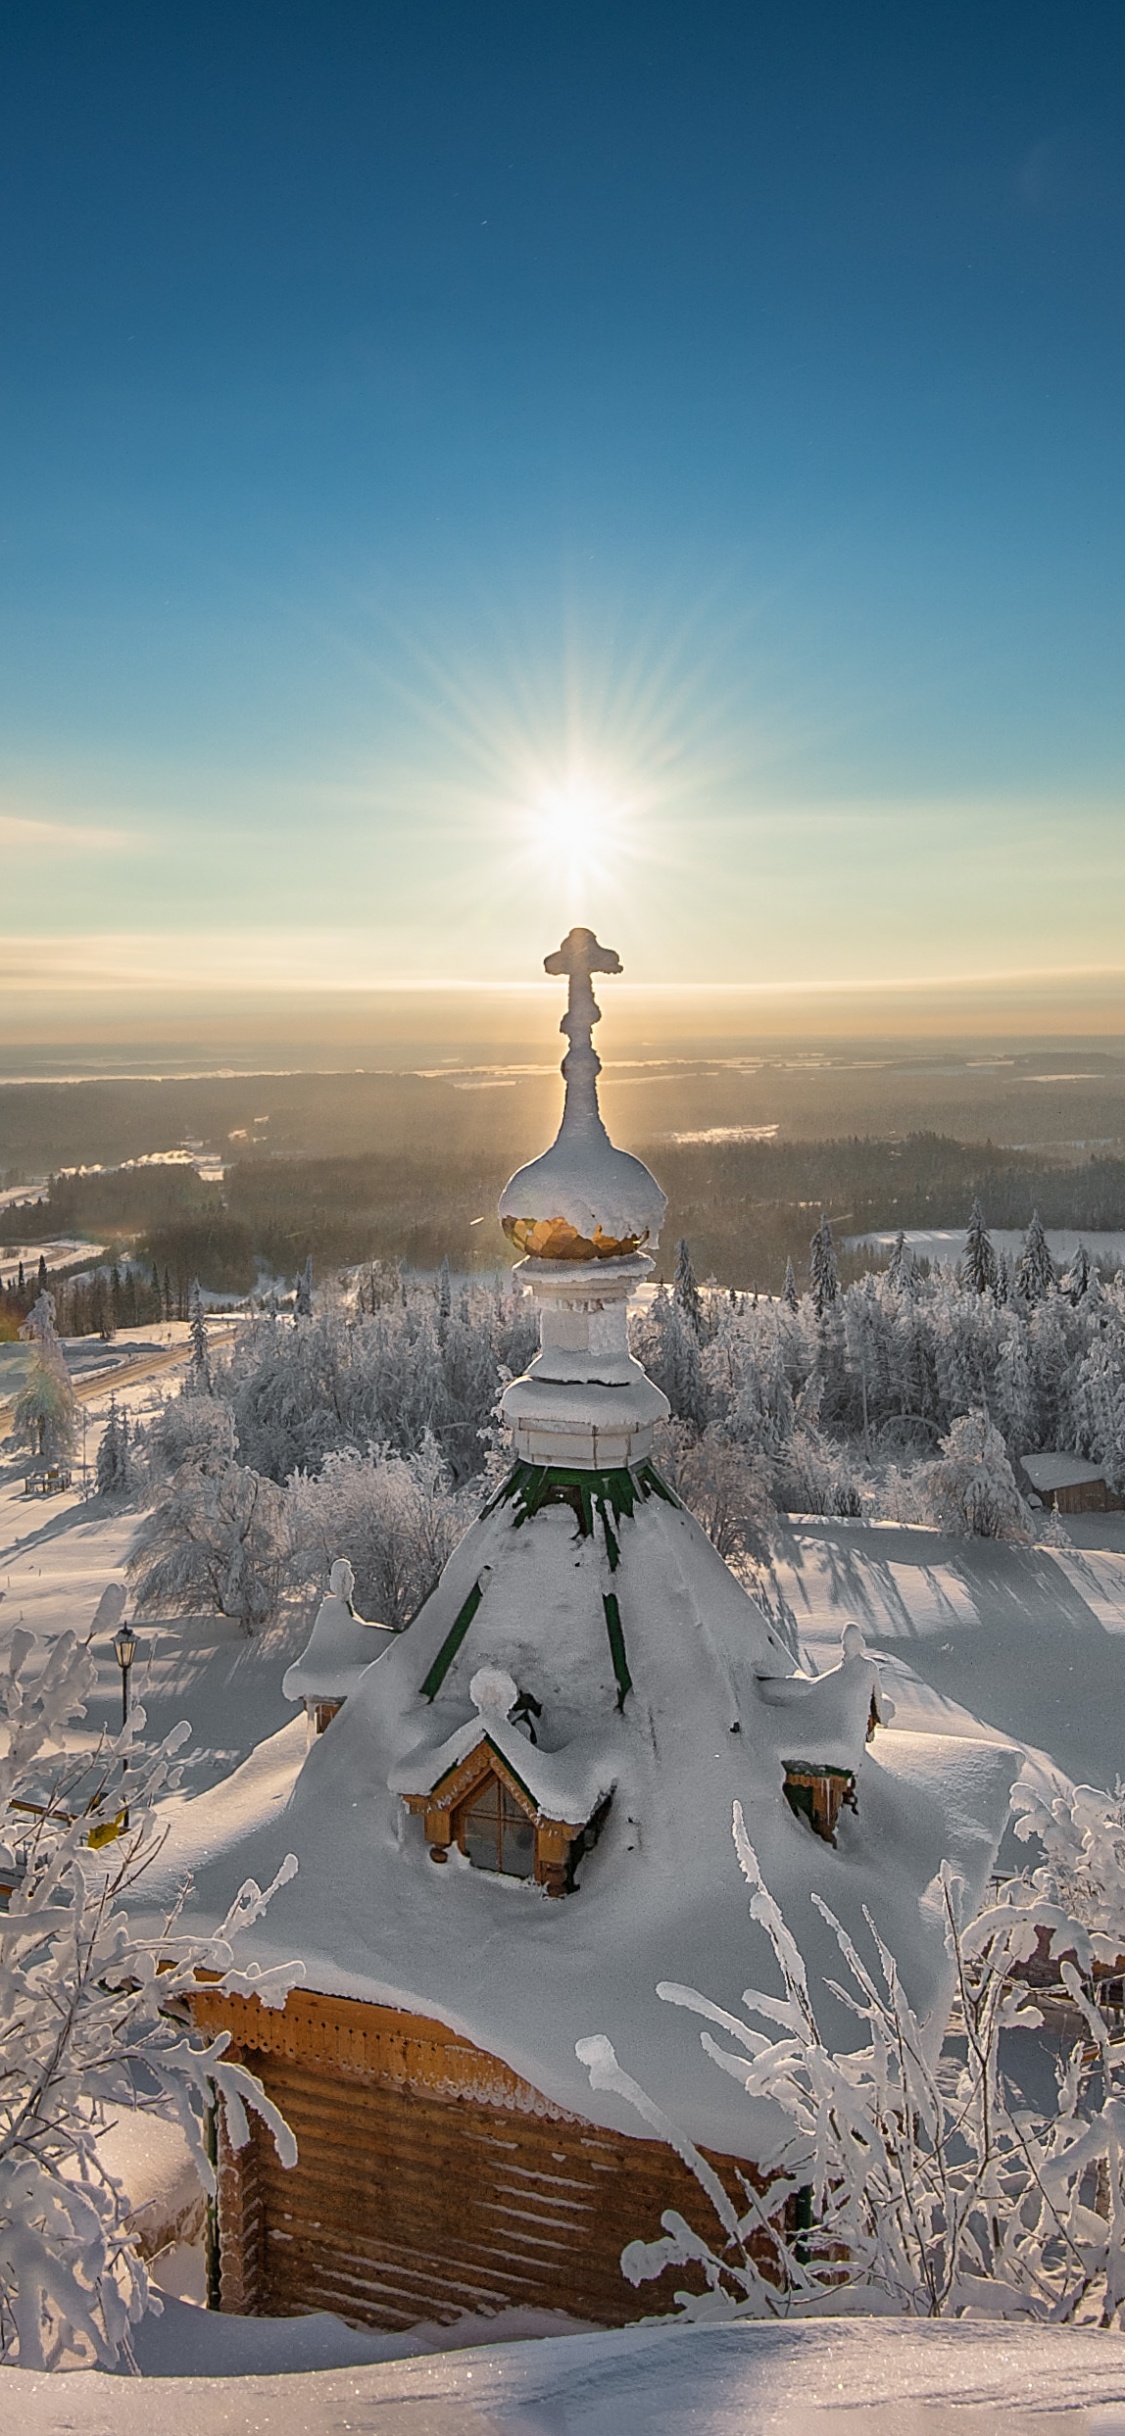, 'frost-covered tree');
223,1280,535,1487
1062,1242,1092,1305
781,1256,799,1314
652,1420,775,1565
884,1229,914,1297
129,1399,289,1630
437,1254,452,1340
95,1397,131,1498
582,1805,1125,2326
186,1278,211,1395
0,1621,297,2368
633,1287,707,1431
289,1435,469,1627
922,1408,1033,1541
959,1198,998,1297
808,1216,838,1319
11,1296,77,1466
294,1254,314,1321
672,1239,703,1340
1015,1209,1056,1306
